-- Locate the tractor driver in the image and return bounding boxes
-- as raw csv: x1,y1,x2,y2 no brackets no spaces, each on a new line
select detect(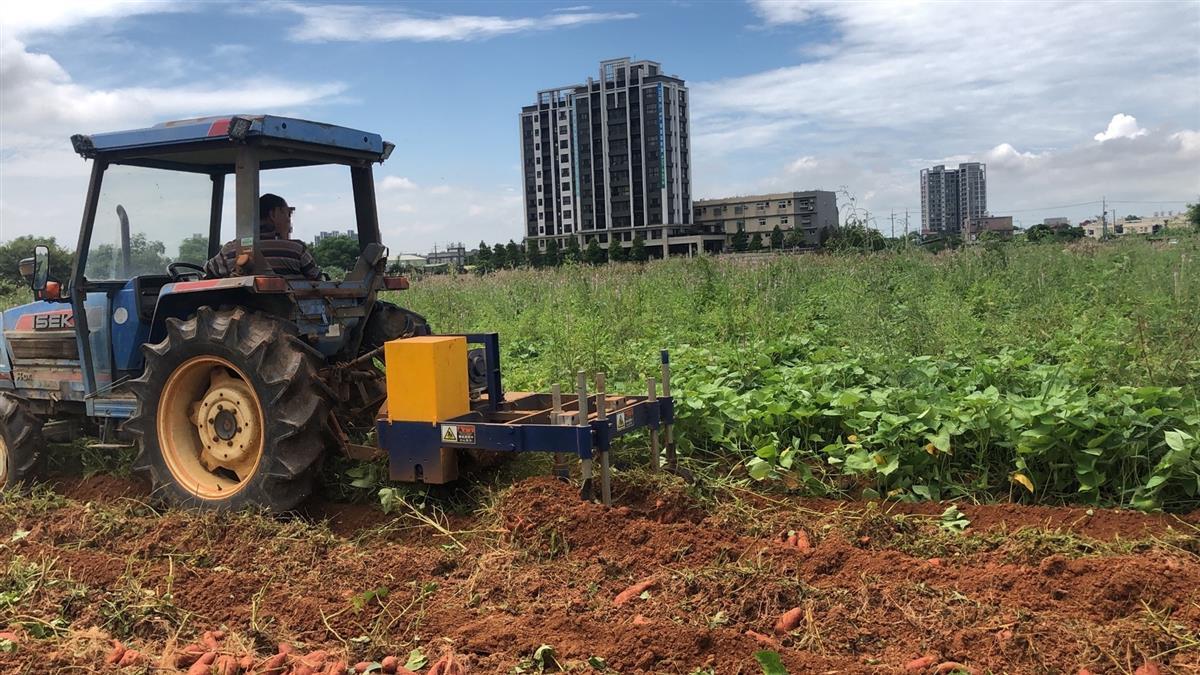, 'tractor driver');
205,193,322,280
